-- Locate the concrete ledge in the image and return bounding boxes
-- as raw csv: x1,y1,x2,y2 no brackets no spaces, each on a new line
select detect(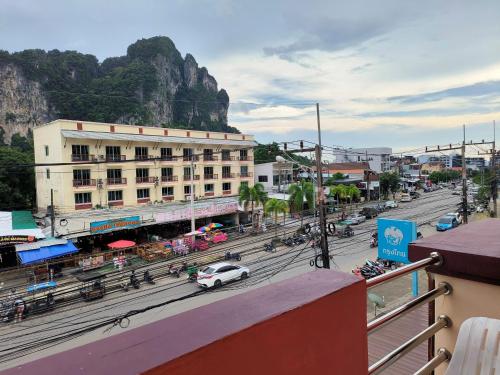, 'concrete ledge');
4,270,367,375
